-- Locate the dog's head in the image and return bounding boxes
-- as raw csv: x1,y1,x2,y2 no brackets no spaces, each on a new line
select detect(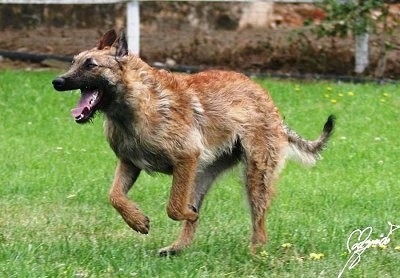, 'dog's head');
52,29,129,123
